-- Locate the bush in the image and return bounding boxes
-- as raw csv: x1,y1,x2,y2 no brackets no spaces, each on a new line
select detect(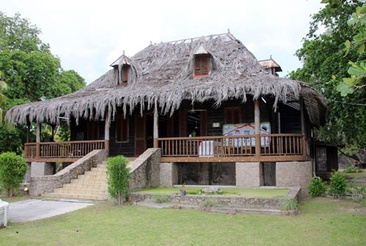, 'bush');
349,186,365,202
0,152,28,197
281,199,299,211
106,155,130,205
343,165,357,173
329,170,347,198
152,194,170,203
308,177,327,197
